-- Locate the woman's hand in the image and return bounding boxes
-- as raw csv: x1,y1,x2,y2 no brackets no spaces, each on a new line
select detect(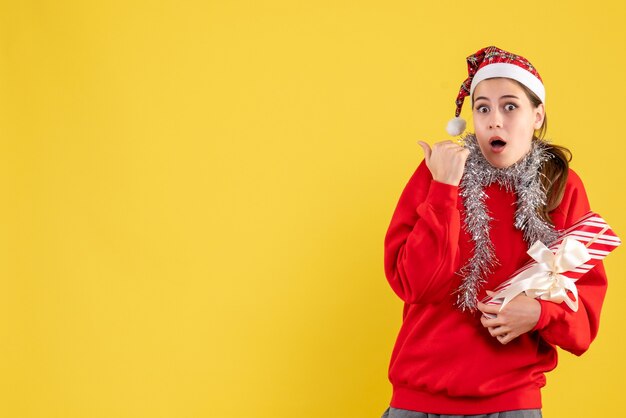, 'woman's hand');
418,140,469,186
476,291,541,345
